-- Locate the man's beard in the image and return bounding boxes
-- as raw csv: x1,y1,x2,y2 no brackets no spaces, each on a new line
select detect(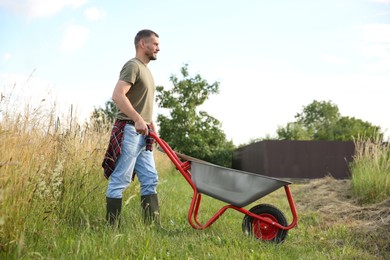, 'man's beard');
148,53,157,60
146,48,157,61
